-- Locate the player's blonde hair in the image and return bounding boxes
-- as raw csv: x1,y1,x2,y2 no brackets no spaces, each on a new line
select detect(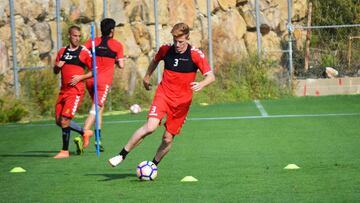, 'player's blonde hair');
171,23,190,39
